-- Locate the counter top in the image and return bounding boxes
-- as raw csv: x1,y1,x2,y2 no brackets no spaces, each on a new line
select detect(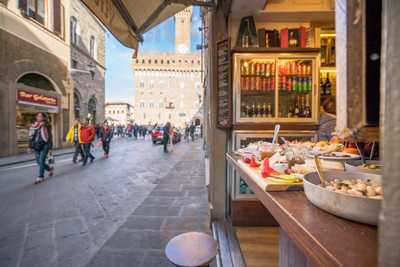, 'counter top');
227,152,378,267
